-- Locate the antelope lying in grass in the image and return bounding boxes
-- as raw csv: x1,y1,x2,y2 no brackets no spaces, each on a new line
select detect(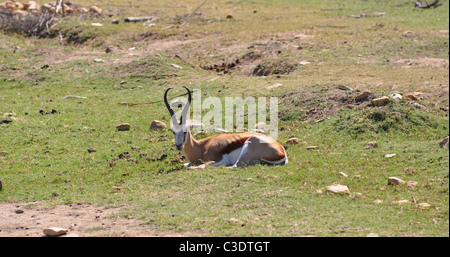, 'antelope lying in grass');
164,86,288,168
